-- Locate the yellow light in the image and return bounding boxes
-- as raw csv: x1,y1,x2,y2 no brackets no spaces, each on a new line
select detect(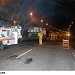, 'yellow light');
71,22,73,24
30,12,33,16
13,20,16,25
41,19,43,23
46,23,48,26
68,33,70,36
50,26,51,27
69,25,71,27
66,32,70,36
